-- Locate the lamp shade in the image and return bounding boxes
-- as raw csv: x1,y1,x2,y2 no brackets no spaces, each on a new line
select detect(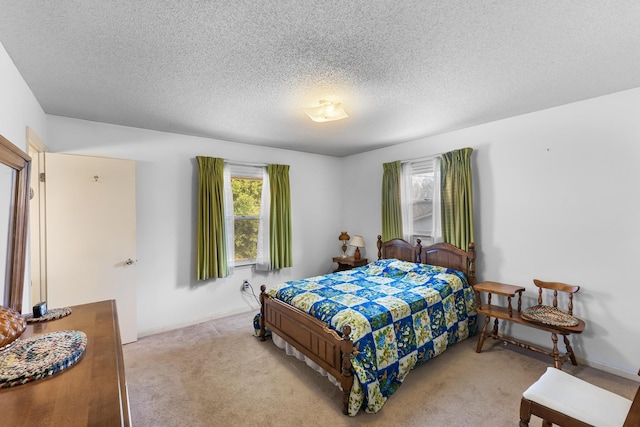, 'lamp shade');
350,235,365,248
304,100,348,123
